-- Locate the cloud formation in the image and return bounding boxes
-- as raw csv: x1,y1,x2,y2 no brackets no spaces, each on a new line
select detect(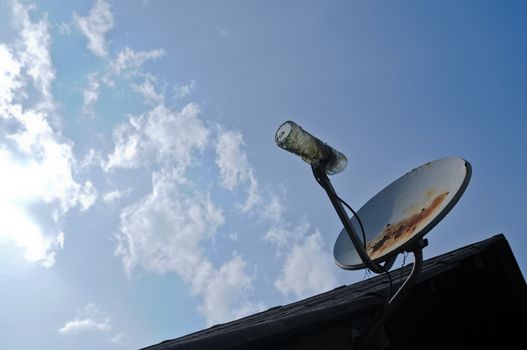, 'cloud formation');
73,0,114,57
111,332,128,345
81,45,164,117
174,80,196,99
67,0,339,326
105,102,209,171
82,73,100,116
116,169,224,276
102,189,131,203
262,193,338,300
103,42,332,319
11,1,55,108
215,130,261,211
274,230,337,299
104,66,267,325
115,169,263,325
110,47,165,77
59,304,111,335
0,2,97,267
132,77,164,104
66,4,270,324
